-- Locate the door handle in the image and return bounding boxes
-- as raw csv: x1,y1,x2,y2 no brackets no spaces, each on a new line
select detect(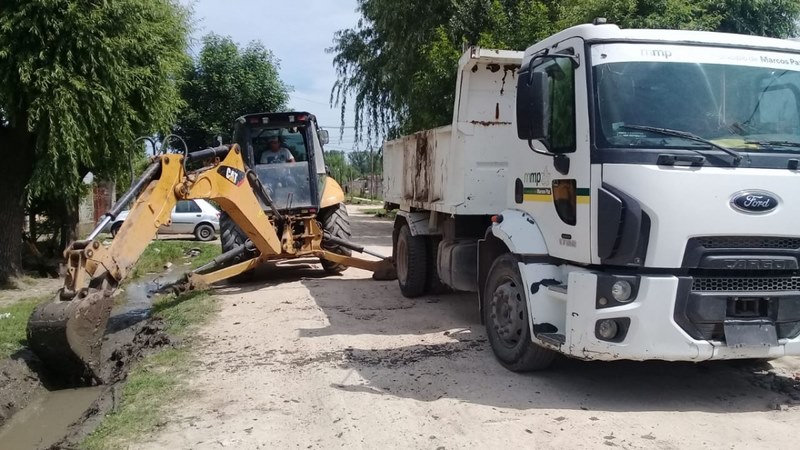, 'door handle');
196,214,201,217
